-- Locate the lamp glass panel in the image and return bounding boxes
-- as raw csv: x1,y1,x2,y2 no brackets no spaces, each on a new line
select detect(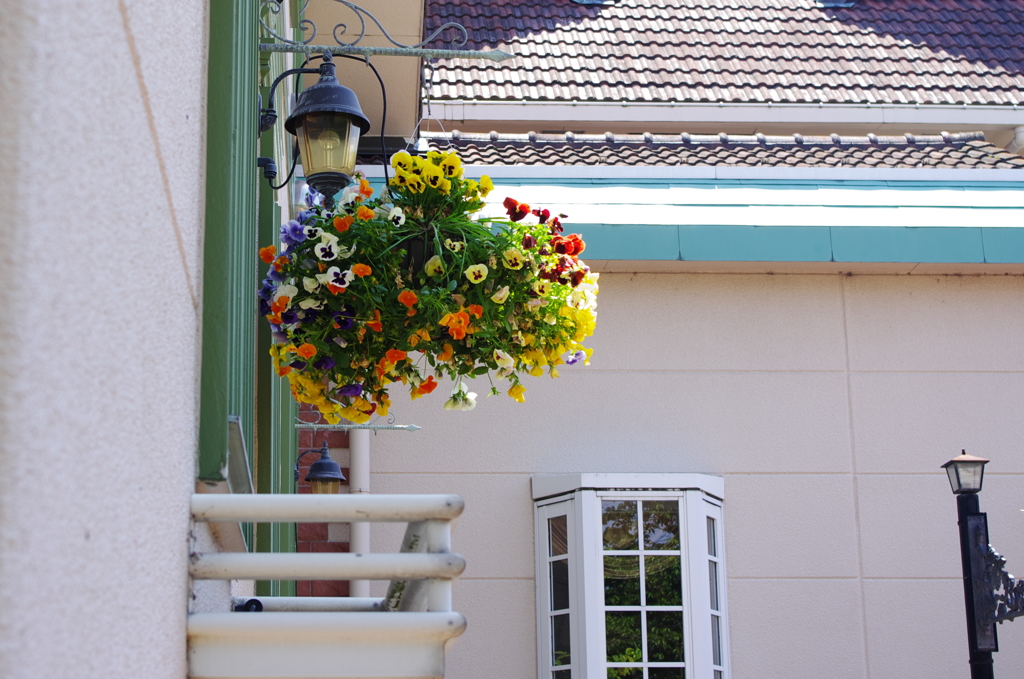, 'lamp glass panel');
956,462,984,492
945,465,960,493
309,478,341,494
296,113,358,176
